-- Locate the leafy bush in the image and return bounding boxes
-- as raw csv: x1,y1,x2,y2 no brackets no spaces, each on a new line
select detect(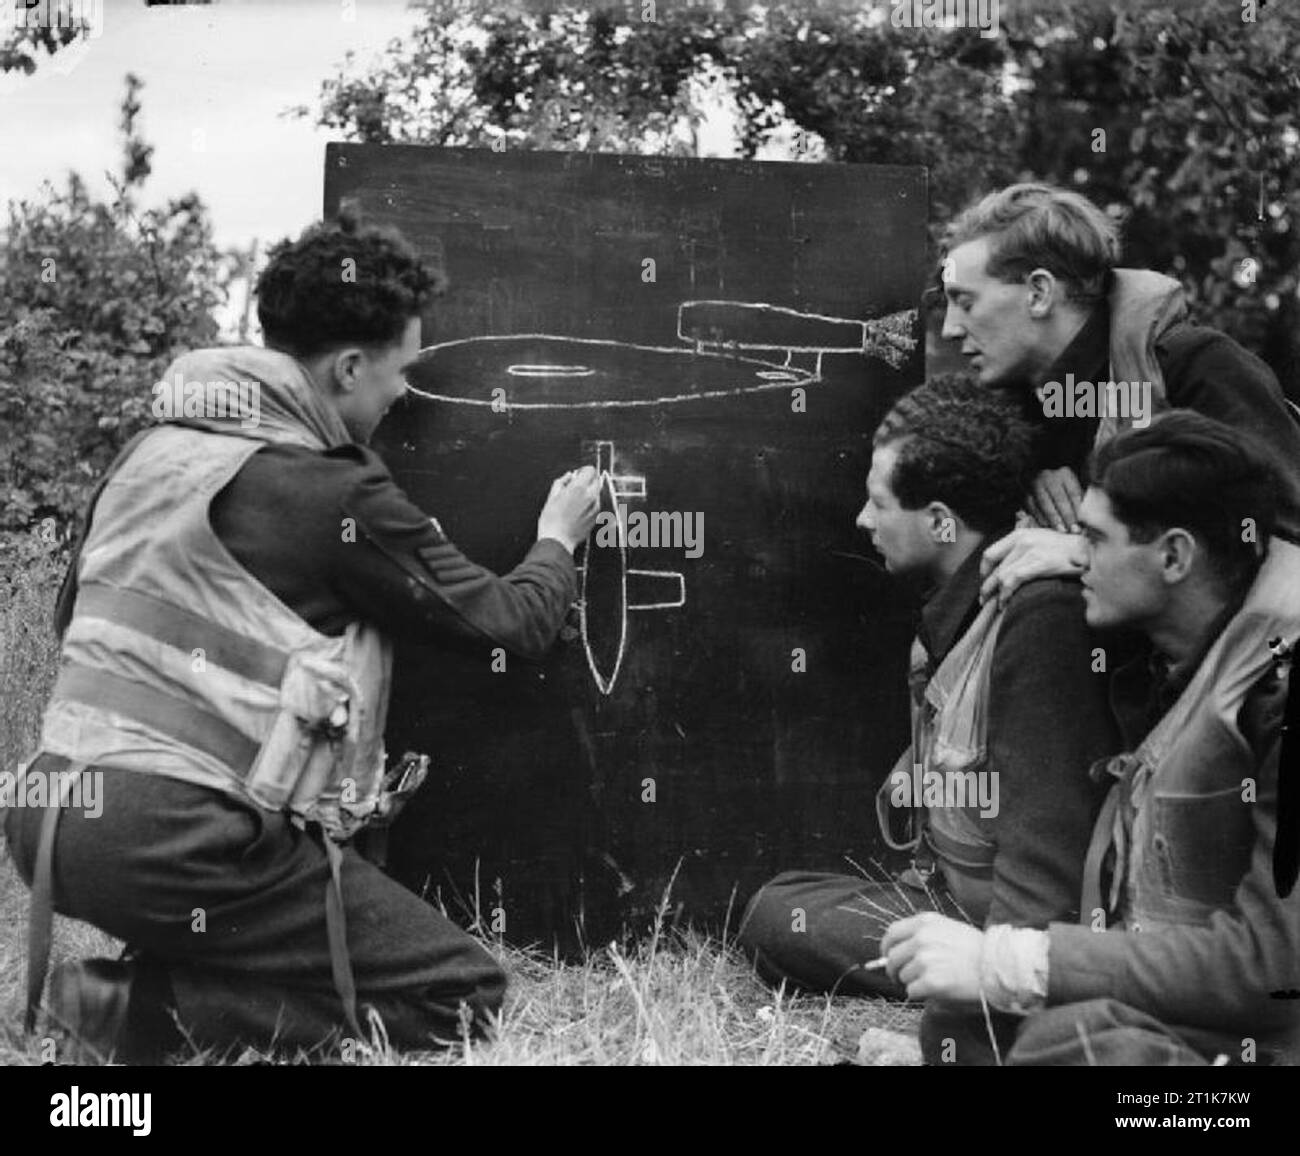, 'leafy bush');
300,0,1300,395
0,74,229,575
